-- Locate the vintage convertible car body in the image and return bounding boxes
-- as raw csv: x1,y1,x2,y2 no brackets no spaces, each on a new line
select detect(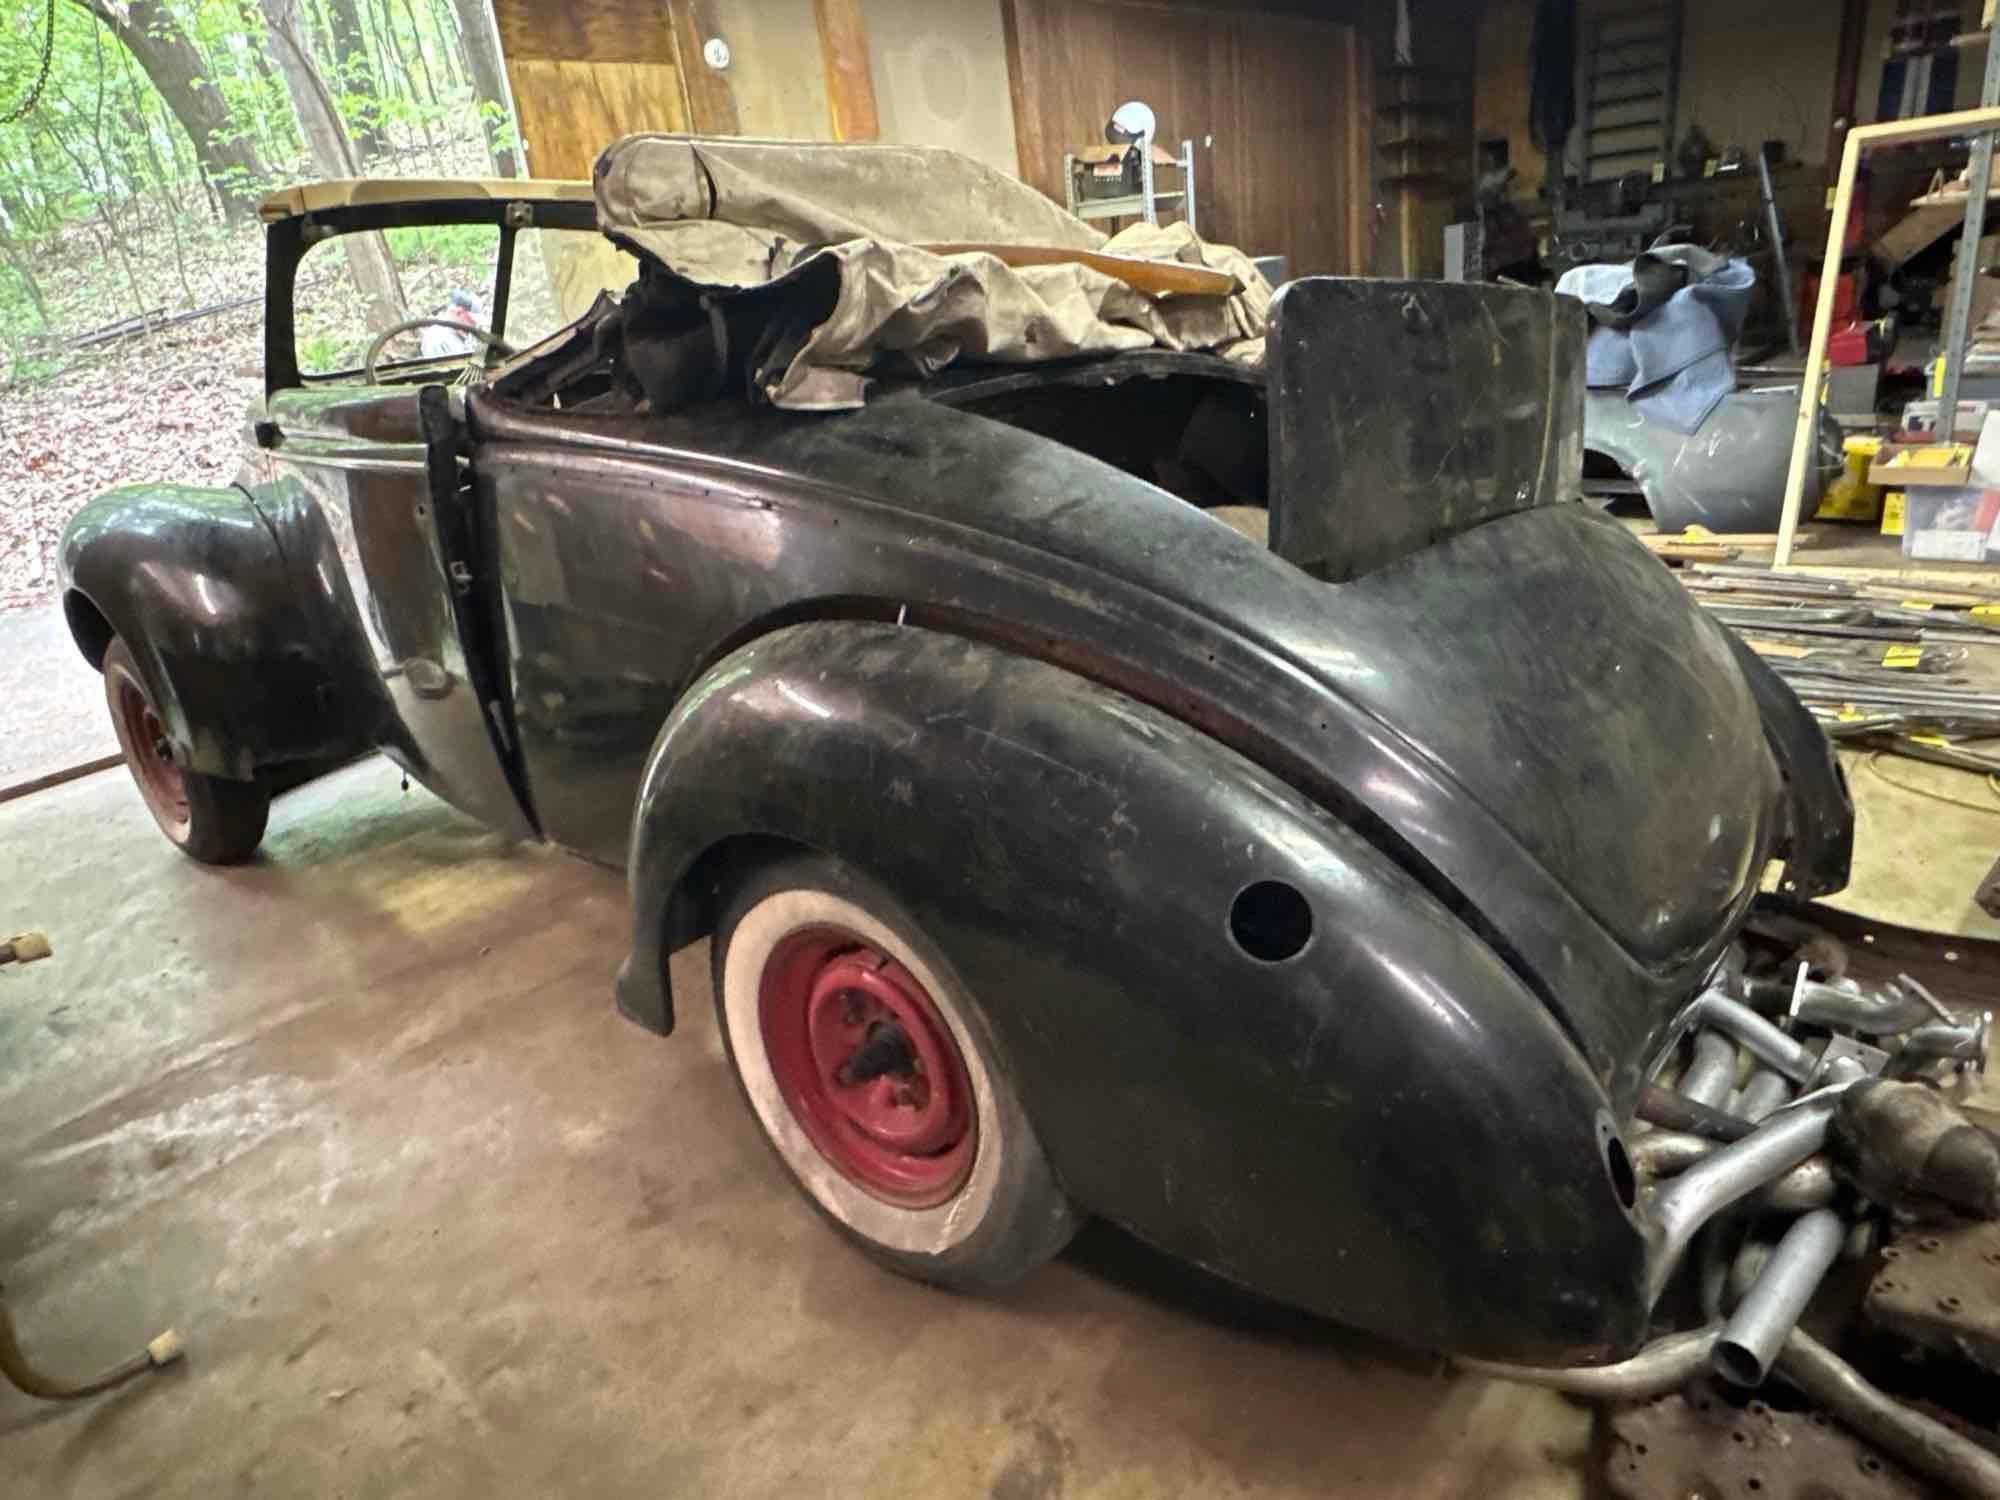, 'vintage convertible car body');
58,138,1852,1366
